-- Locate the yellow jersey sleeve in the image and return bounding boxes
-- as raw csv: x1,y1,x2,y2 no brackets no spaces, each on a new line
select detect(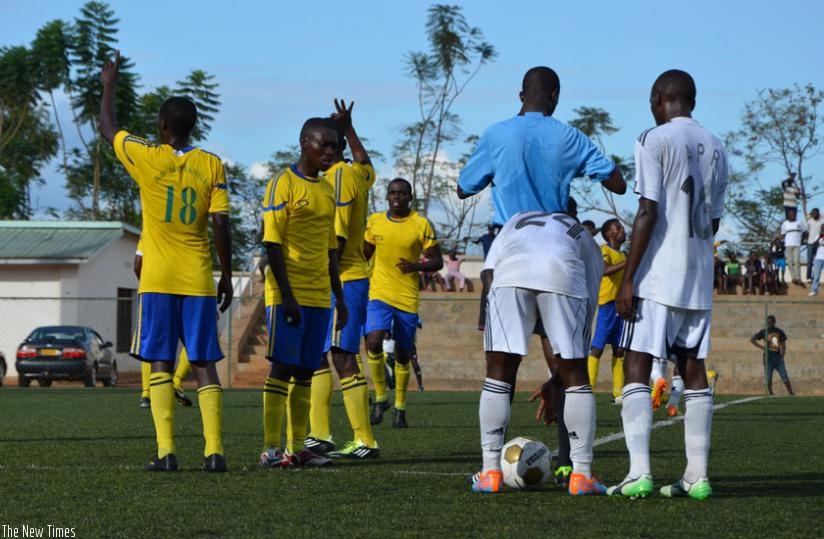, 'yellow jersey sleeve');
262,171,290,245
350,162,376,190
598,244,626,305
